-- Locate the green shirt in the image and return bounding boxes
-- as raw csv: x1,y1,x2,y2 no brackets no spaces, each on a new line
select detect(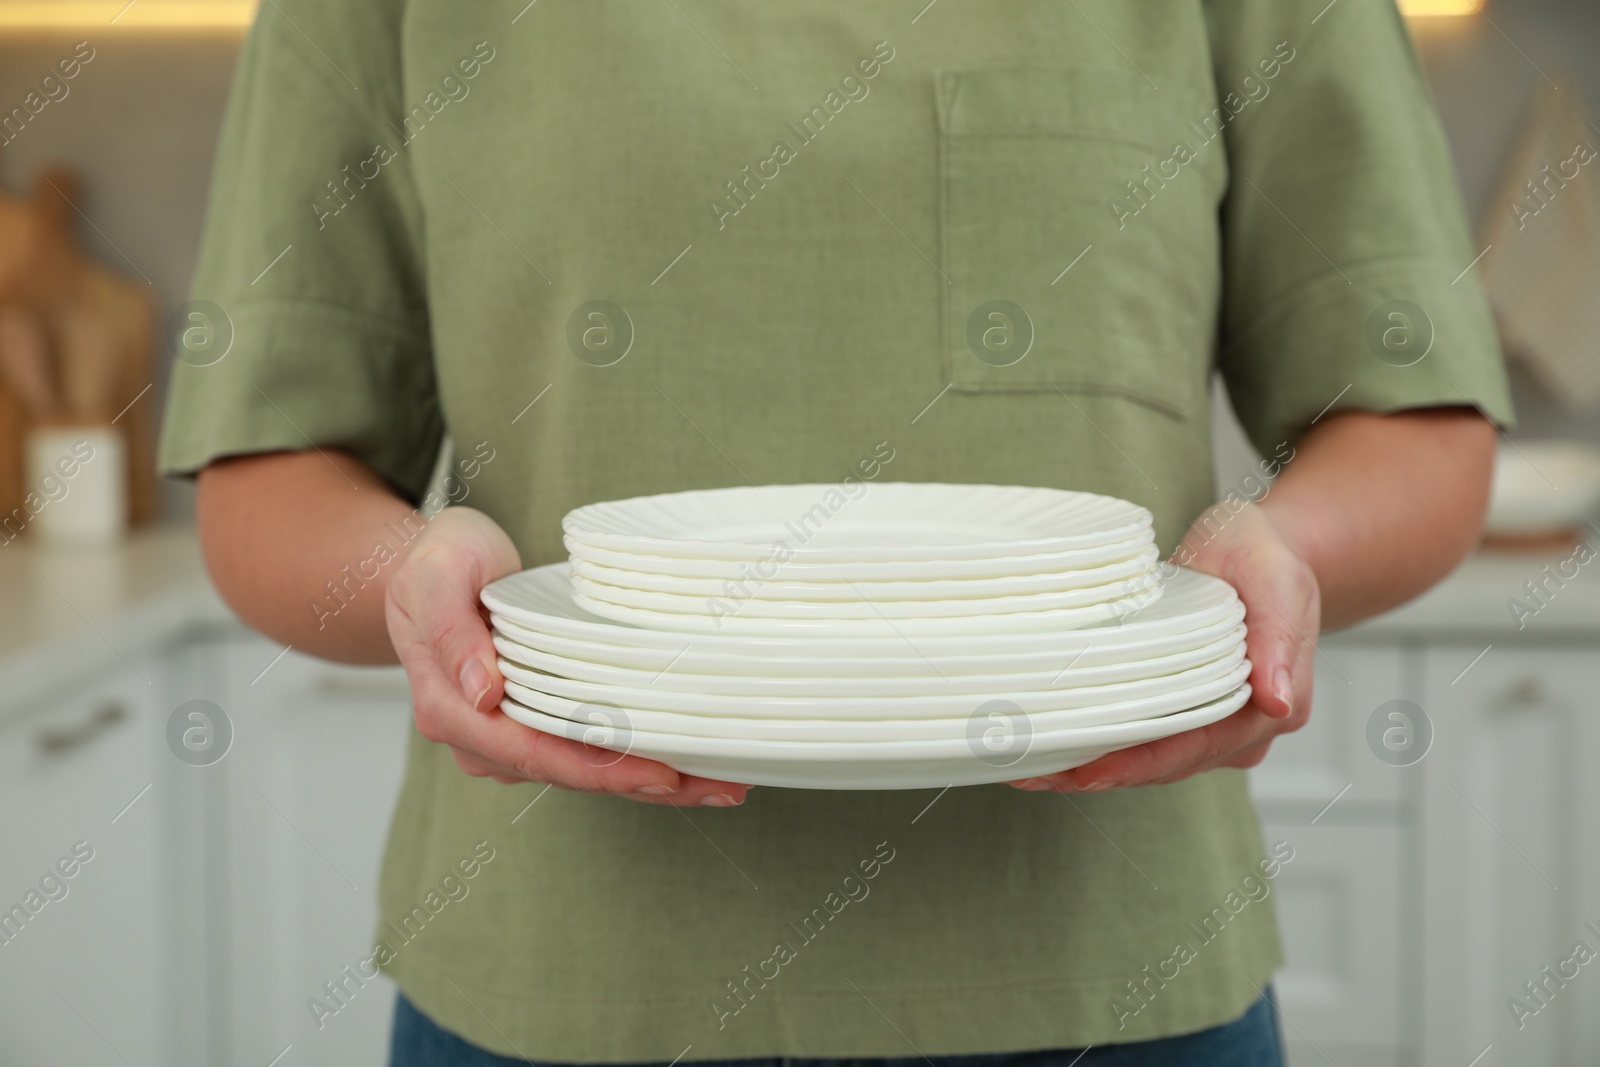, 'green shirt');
160,0,1512,1059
